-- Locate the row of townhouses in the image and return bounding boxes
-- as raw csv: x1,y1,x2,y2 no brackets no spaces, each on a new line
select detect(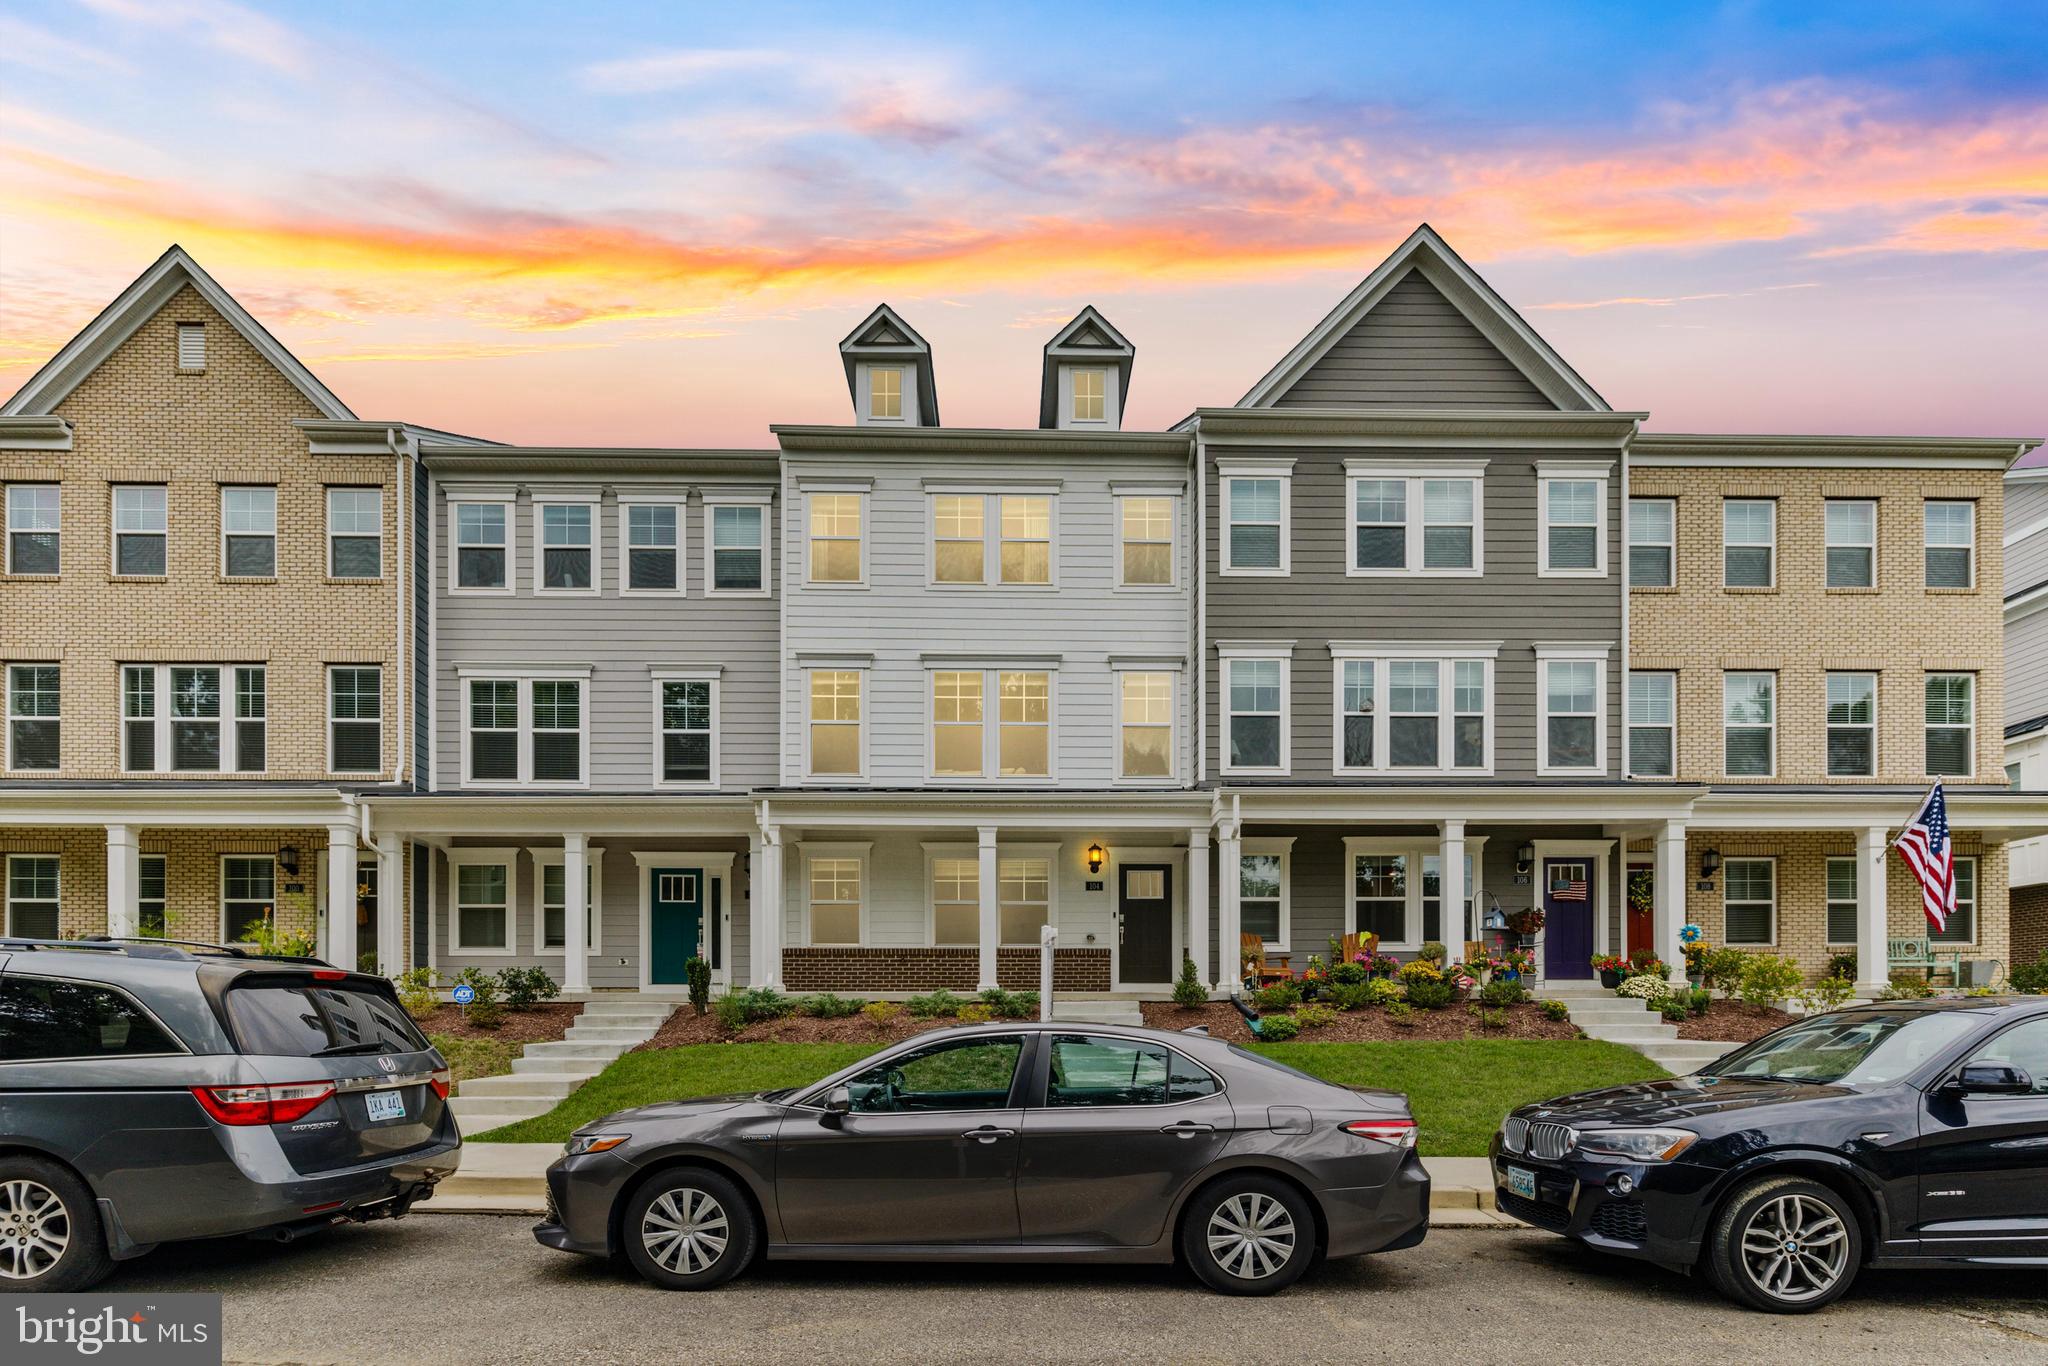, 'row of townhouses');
4,226,2044,1002
2005,458,2048,966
